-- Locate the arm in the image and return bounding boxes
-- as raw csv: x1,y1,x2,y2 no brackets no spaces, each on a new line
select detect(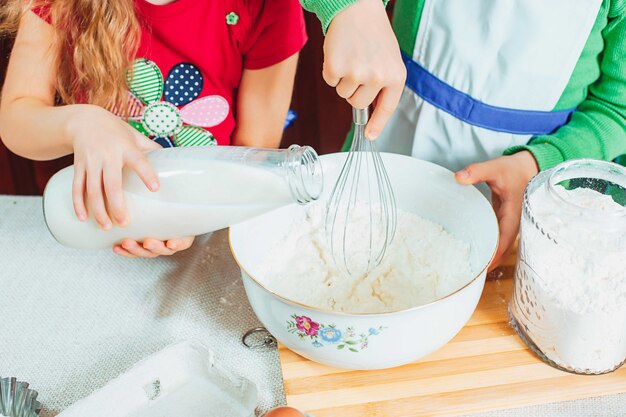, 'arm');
302,0,405,139
301,0,362,34
0,13,193,258
0,11,76,160
300,0,387,34
1,13,158,229
458,5,626,269
504,5,626,170
232,53,299,148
